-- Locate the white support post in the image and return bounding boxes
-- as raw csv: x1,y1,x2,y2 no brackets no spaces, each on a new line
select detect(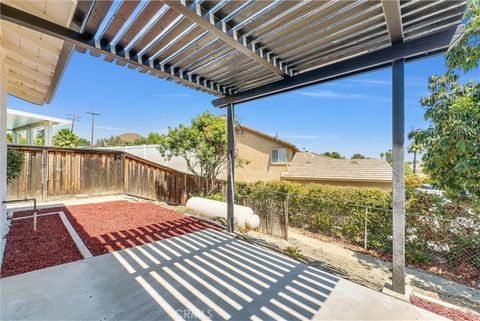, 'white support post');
26,126,33,145
392,59,406,294
226,103,235,233
1,49,8,235
12,130,18,144
44,122,53,146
